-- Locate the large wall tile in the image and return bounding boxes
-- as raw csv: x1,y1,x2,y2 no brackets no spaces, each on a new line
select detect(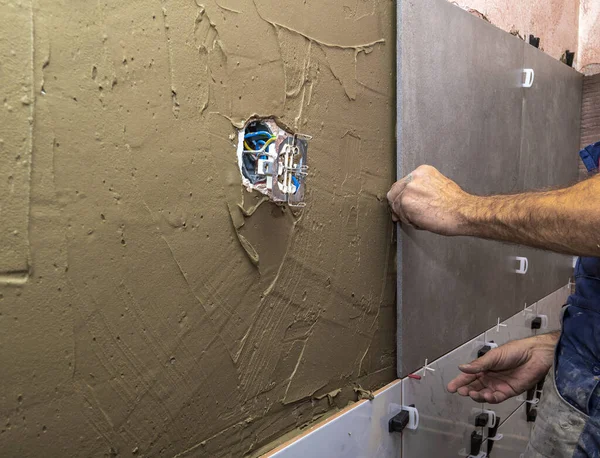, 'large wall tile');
402,334,486,457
